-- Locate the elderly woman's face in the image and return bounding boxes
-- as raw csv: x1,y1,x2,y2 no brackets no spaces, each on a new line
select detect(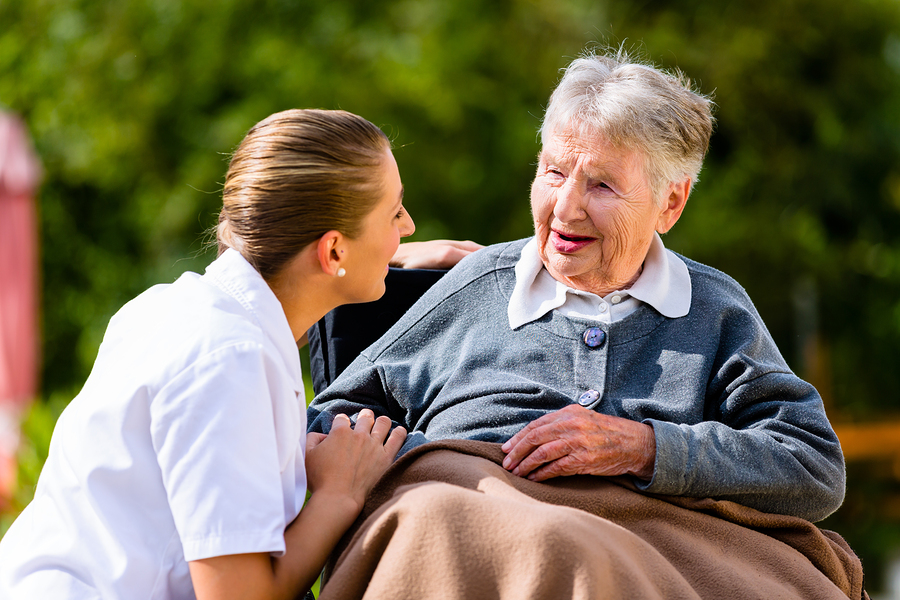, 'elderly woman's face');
530,130,684,295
